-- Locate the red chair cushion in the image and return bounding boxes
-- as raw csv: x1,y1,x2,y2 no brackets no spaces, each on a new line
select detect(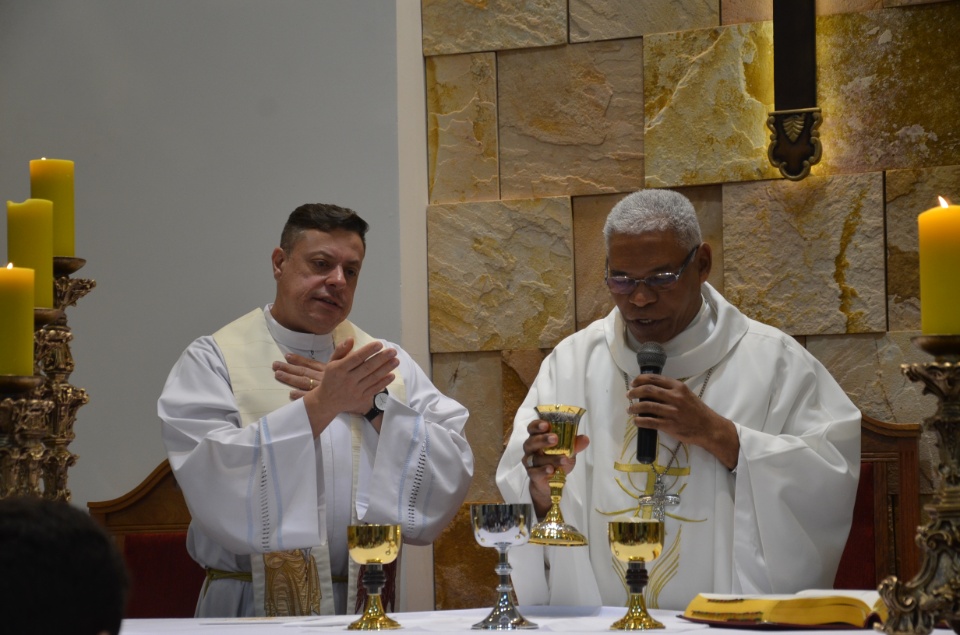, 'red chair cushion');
834,463,877,589
122,531,205,617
